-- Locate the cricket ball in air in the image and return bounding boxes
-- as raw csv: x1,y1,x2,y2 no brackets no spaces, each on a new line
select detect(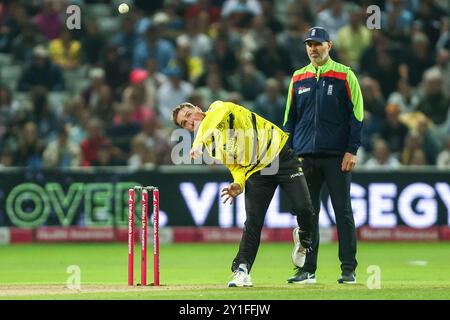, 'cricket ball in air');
118,3,129,14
